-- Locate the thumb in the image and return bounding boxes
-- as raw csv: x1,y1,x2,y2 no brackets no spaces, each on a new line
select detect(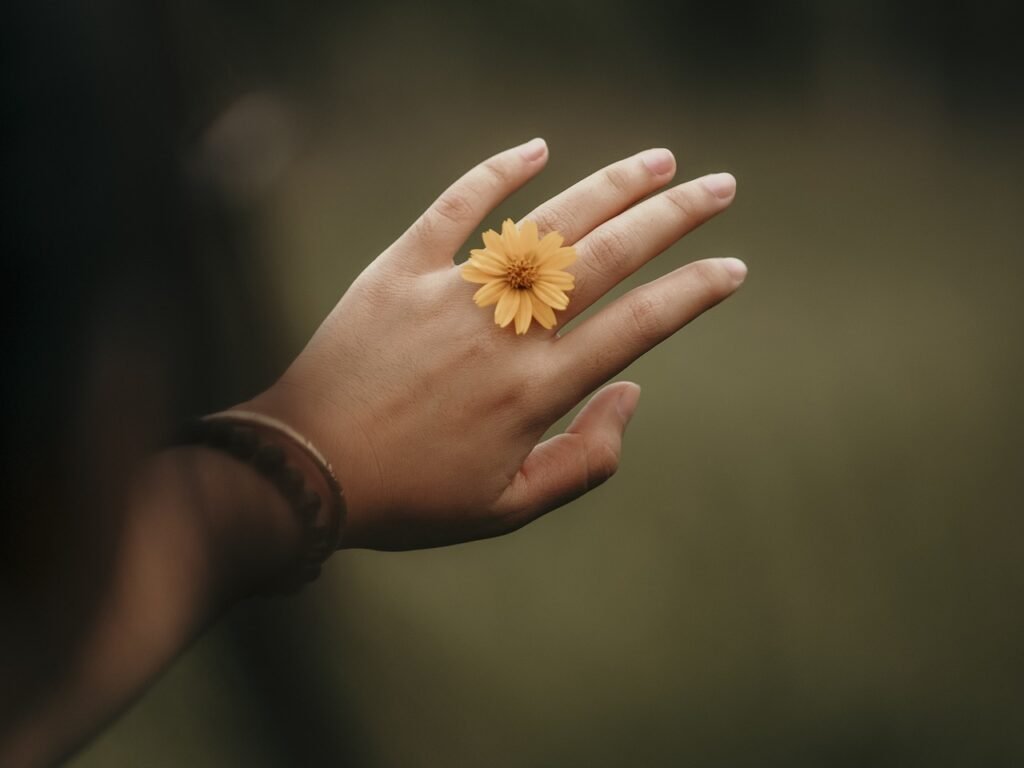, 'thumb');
494,382,641,531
